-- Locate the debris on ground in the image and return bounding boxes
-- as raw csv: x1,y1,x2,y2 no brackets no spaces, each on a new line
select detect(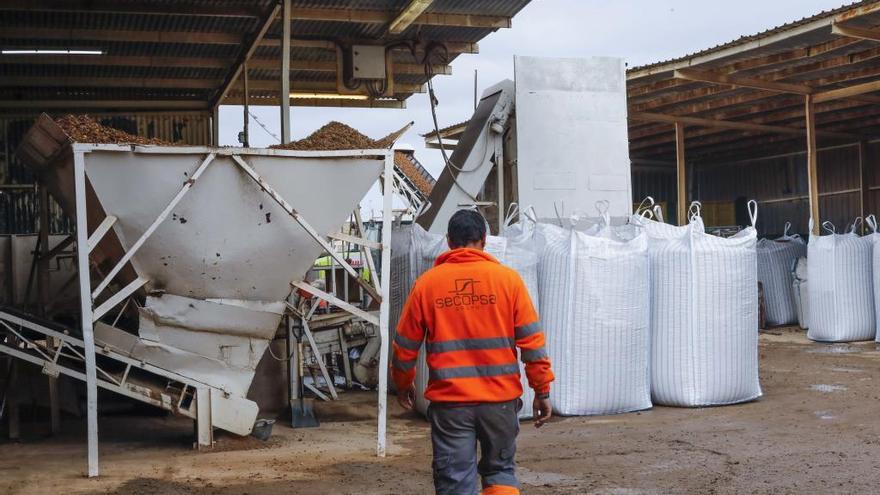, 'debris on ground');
55,114,173,145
